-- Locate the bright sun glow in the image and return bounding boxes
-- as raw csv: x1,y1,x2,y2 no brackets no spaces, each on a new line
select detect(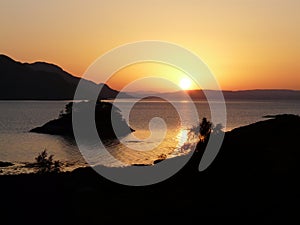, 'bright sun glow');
179,78,192,90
